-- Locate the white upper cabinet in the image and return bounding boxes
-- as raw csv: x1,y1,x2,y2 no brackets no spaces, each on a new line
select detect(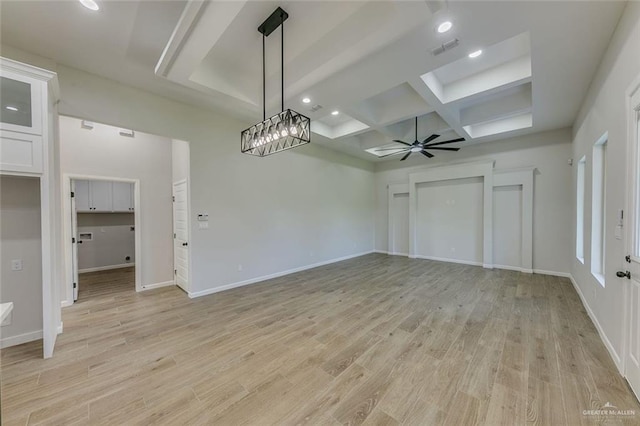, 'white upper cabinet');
89,181,112,212
0,58,54,175
74,180,91,212
0,71,43,136
75,180,134,213
112,181,134,212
